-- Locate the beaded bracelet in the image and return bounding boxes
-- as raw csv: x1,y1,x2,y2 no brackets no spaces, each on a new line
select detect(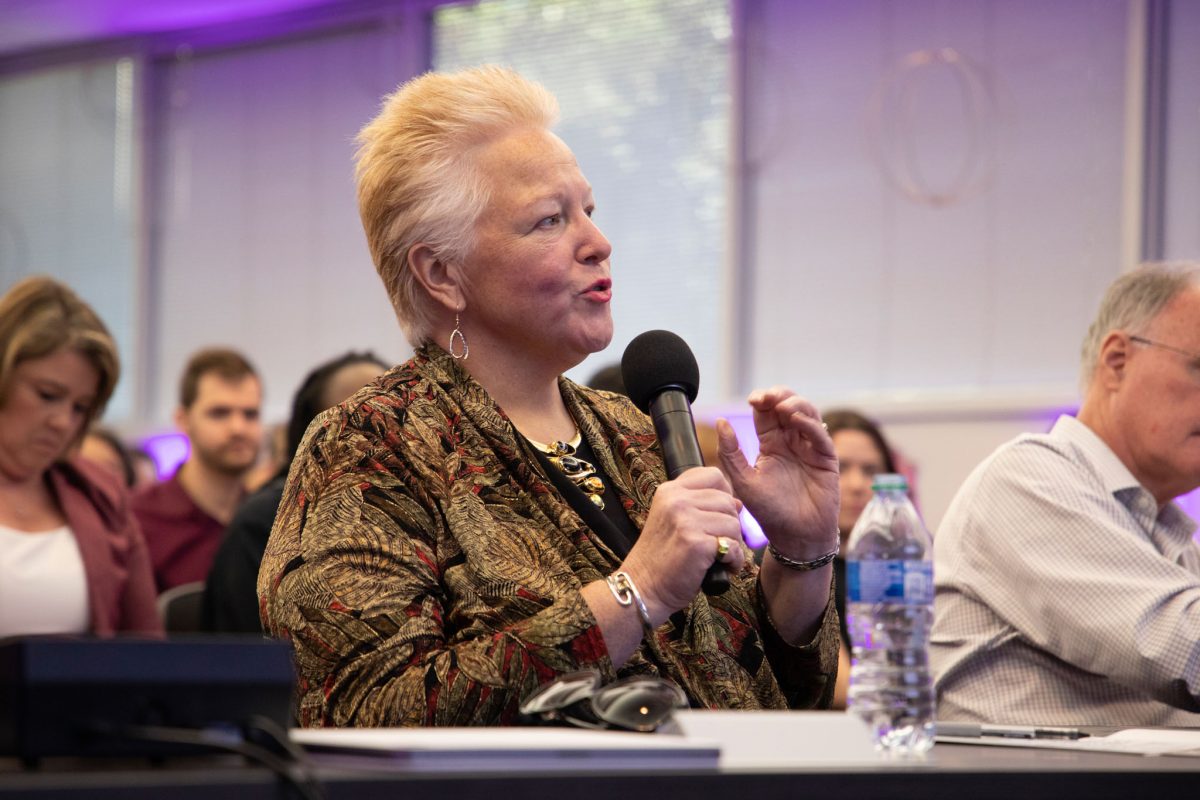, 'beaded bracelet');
767,539,840,571
606,571,655,639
